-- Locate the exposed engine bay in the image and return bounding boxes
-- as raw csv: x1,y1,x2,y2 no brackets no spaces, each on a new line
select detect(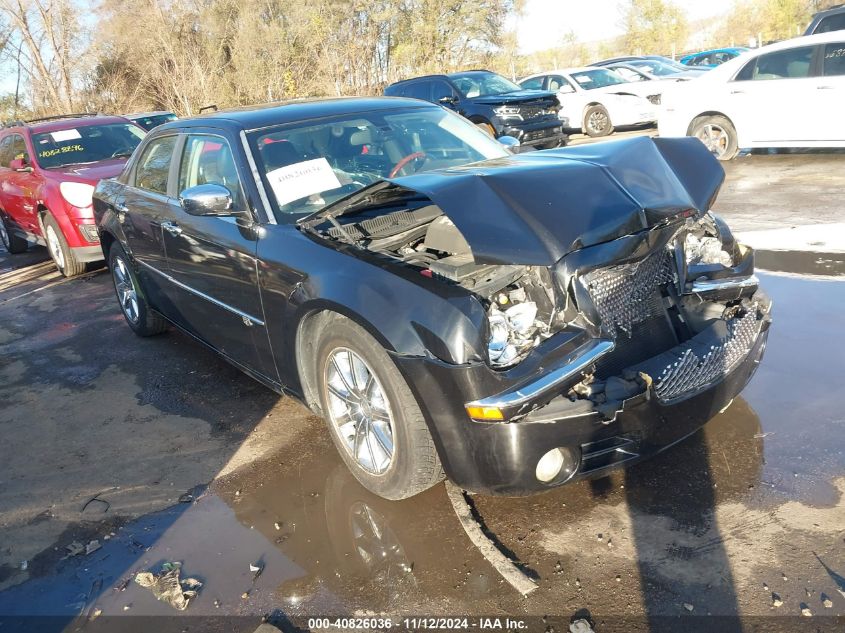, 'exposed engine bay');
311,194,764,386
